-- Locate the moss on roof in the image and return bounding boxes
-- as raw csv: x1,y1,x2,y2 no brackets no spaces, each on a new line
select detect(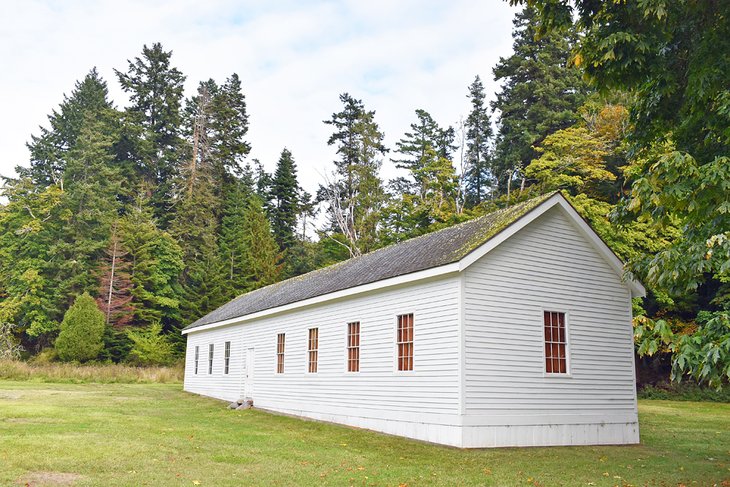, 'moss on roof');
184,191,558,330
